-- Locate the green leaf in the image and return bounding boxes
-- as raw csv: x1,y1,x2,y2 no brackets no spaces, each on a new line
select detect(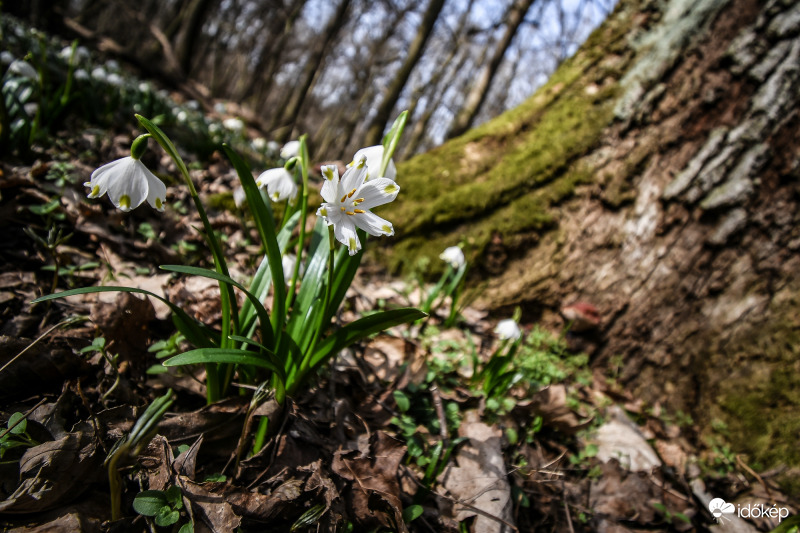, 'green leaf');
154,506,180,527
381,111,408,177
160,265,273,351
164,348,285,382
223,145,285,341
165,485,183,509
402,504,423,523
178,523,195,533
32,286,214,349
393,390,410,413
8,413,26,435
309,308,426,372
132,490,167,517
